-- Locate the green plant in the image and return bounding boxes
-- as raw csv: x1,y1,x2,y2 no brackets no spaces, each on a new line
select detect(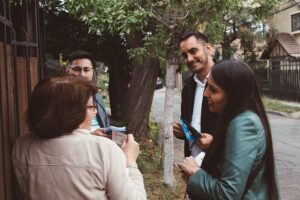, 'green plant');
59,53,68,68
137,121,186,199
138,122,162,173
97,74,109,93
